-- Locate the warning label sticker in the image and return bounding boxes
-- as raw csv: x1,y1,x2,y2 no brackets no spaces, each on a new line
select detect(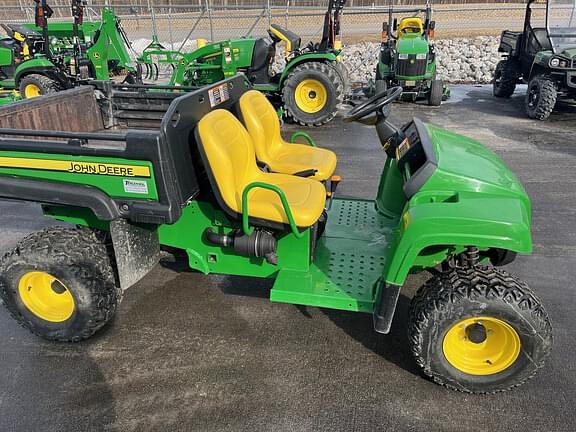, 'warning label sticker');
208,83,230,107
